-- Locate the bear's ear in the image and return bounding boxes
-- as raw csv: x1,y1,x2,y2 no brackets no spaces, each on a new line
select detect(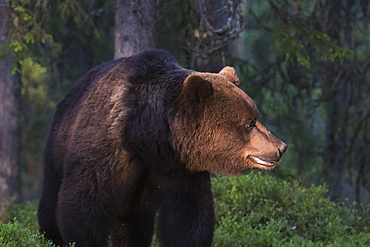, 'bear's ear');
219,66,240,86
183,74,214,102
